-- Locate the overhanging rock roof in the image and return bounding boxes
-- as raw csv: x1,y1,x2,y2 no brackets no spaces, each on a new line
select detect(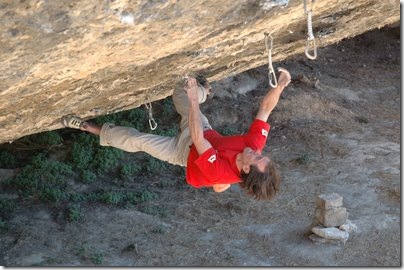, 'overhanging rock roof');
0,0,399,143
